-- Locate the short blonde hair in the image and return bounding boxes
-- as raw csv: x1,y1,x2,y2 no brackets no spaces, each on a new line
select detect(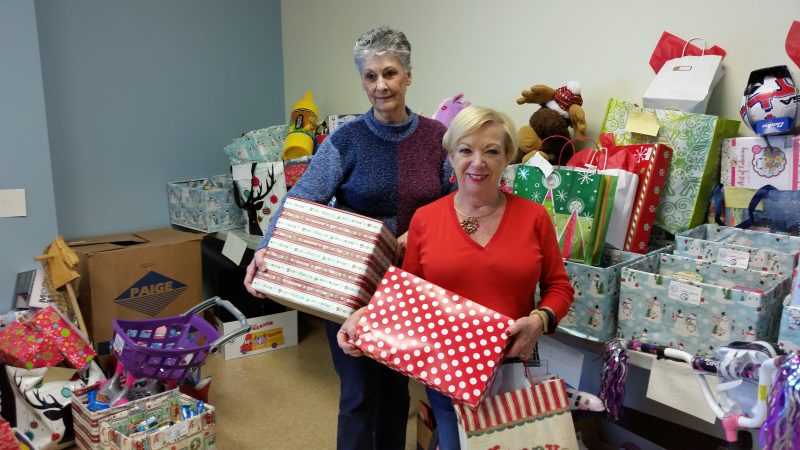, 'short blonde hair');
442,105,518,161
